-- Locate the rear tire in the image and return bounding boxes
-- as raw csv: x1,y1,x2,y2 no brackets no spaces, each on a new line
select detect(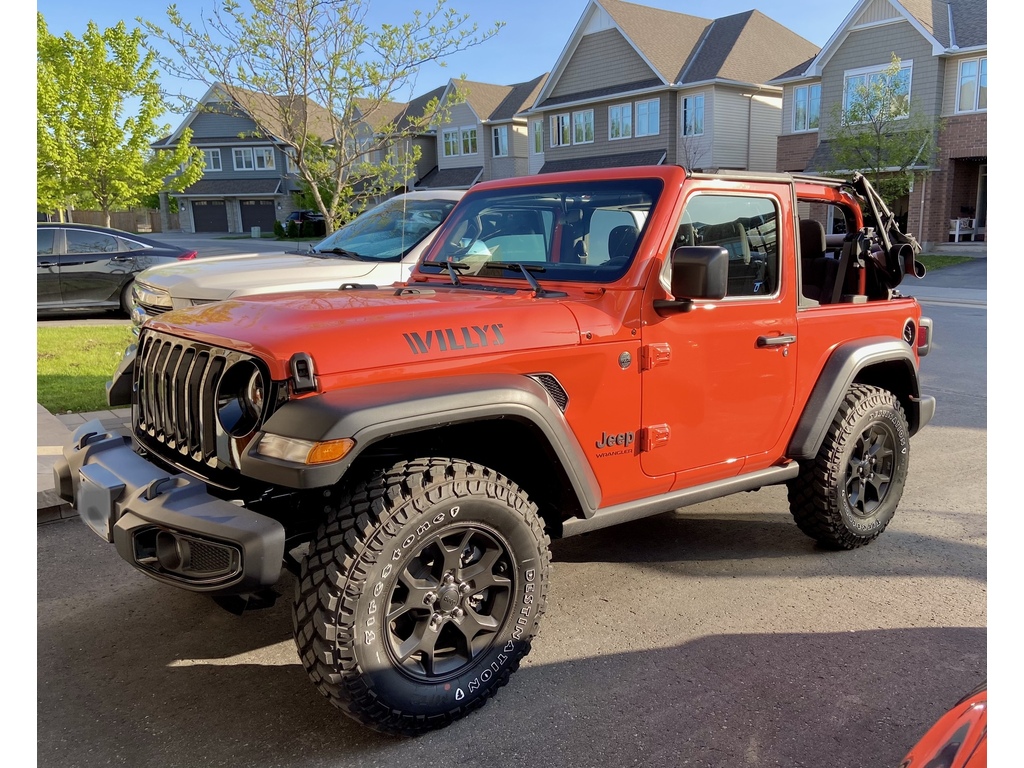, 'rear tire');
119,281,134,316
293,458,550,736
788,384,910,549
